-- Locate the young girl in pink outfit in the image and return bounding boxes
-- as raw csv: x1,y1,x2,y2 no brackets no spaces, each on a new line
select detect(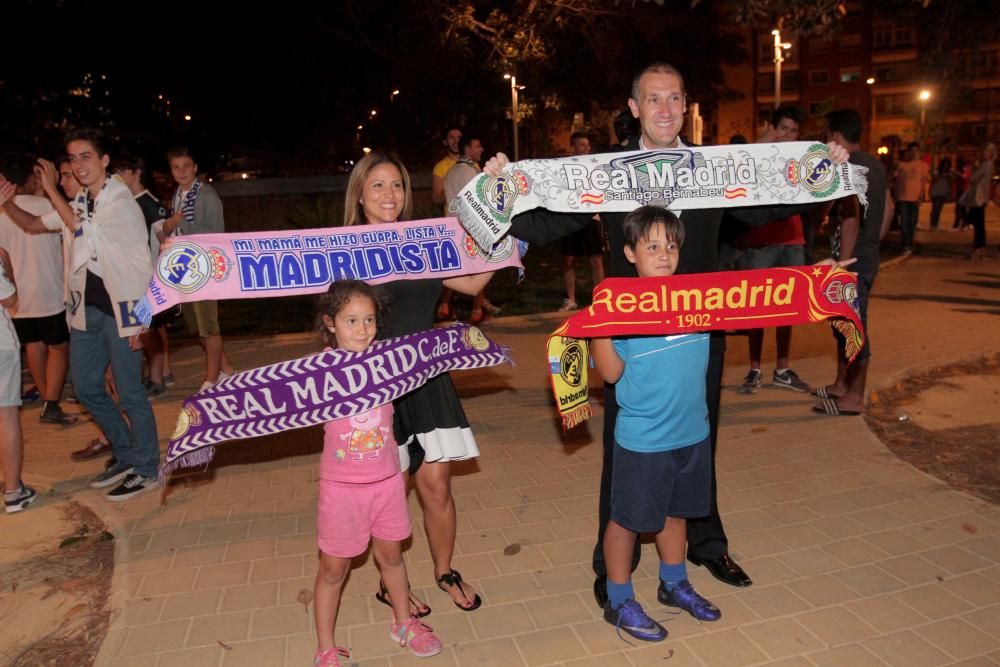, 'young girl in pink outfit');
312,281,443,666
